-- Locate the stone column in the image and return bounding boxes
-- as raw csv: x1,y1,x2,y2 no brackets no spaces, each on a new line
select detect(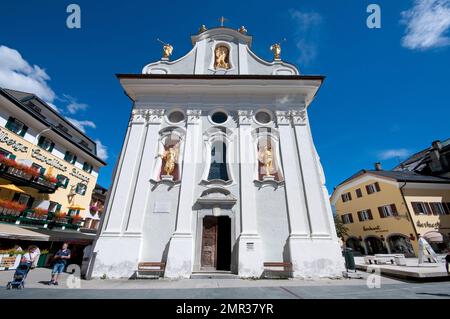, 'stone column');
237,110,264,278
125,109,165,234
101,109,148,234
275,111,312,276
92,109,149,278
291,109,331,238
164,109,202,278
289,109,345,278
